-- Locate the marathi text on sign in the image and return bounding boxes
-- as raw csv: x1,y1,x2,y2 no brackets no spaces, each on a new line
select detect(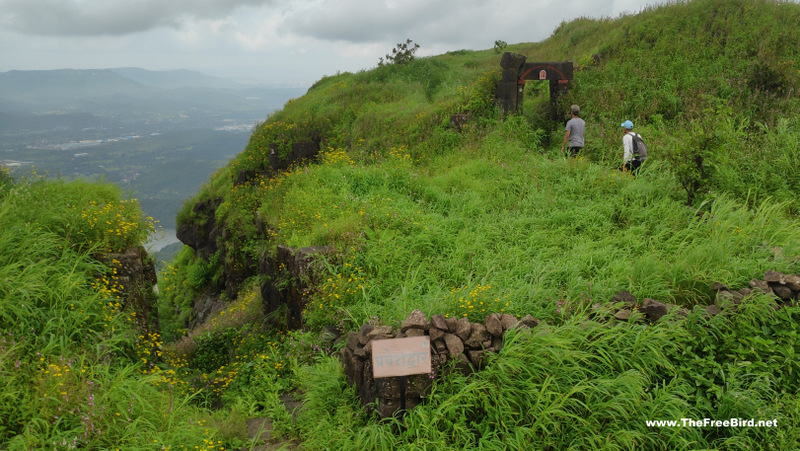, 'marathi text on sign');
372,336,432,378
